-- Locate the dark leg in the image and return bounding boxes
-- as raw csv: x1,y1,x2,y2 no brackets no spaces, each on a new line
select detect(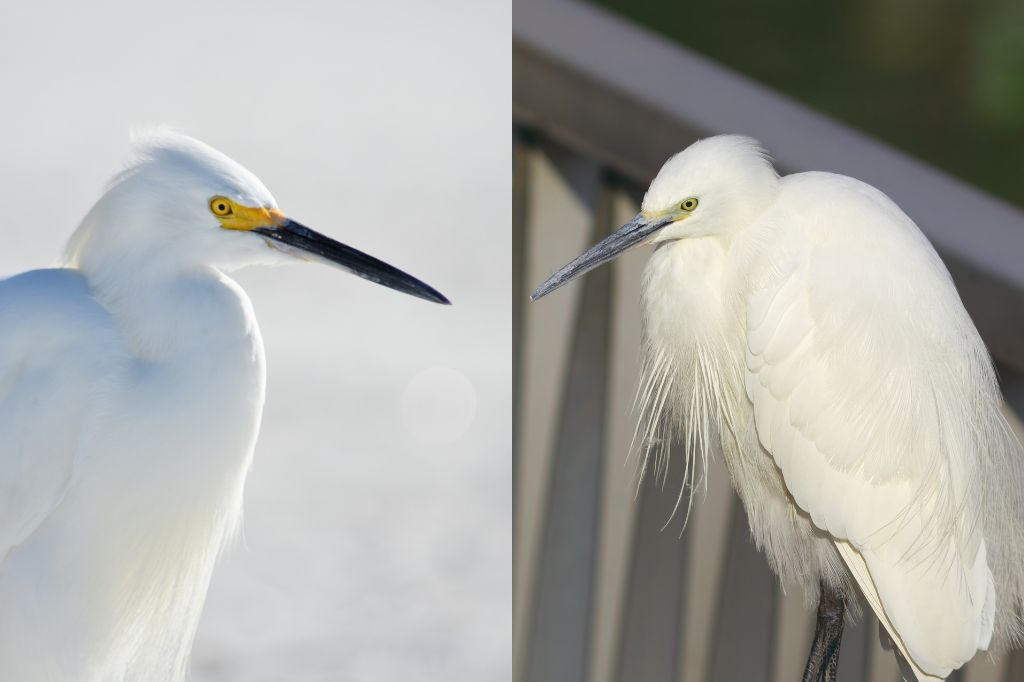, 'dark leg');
801,581,847,682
